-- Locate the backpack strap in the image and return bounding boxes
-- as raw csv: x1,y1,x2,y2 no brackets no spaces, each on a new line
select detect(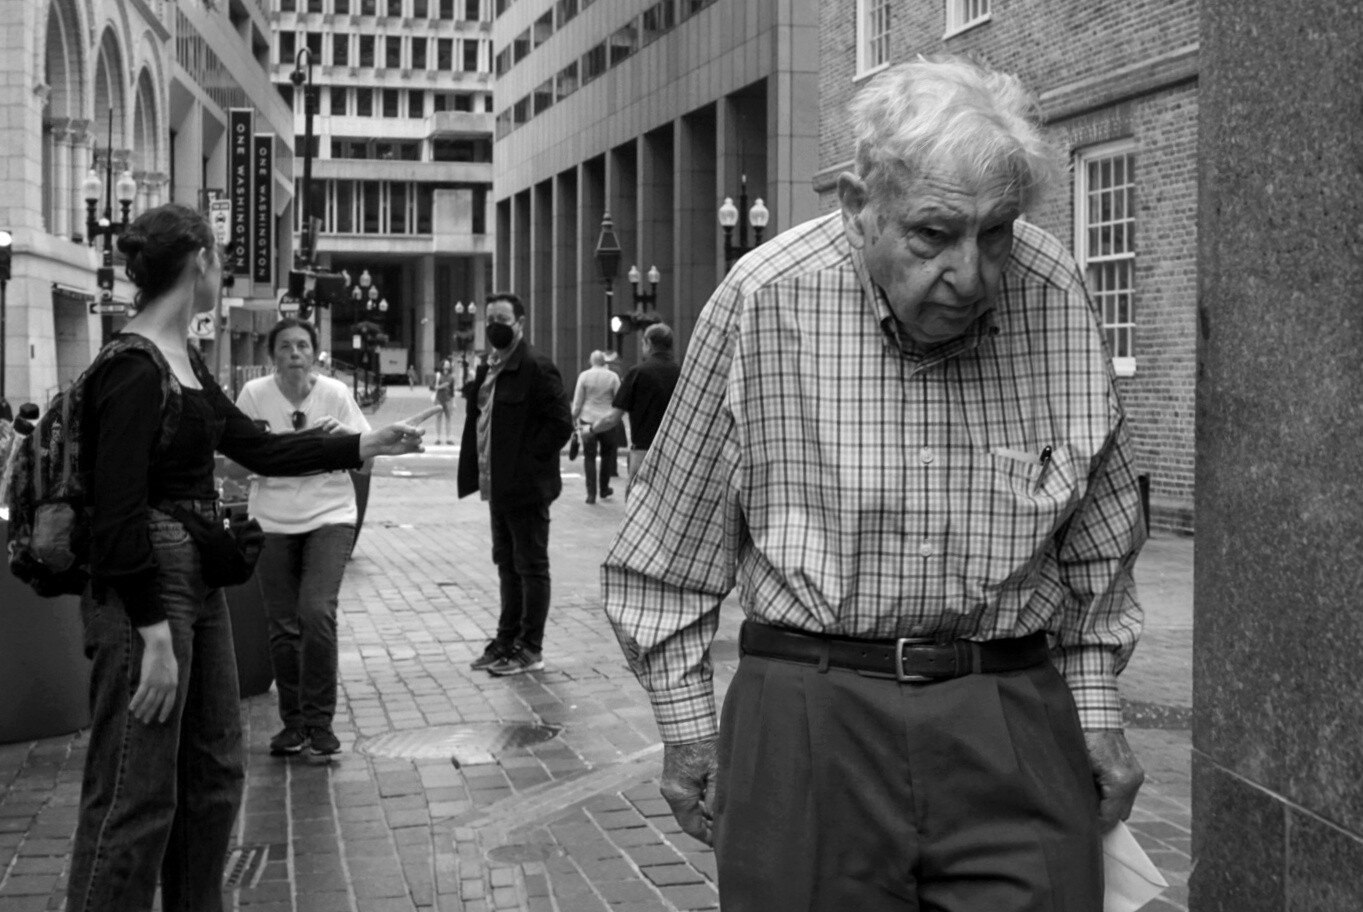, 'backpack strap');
108,333,184,459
